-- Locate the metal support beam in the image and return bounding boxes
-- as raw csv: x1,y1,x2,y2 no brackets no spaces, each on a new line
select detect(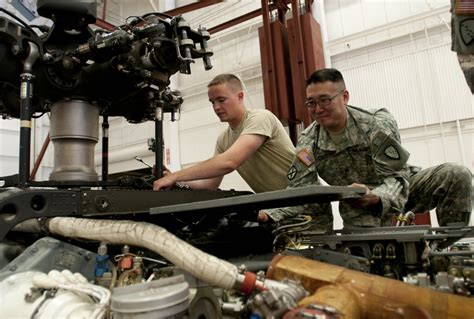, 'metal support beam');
95,18,115,31
209,9,261,34
261,0,279,120
30,132,50,181
165,0,223,16
101,115,109,183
